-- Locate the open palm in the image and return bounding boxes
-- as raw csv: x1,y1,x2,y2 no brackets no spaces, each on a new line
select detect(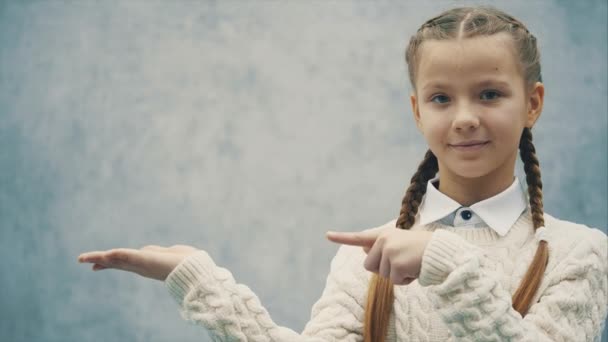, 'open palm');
77,245,200,281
